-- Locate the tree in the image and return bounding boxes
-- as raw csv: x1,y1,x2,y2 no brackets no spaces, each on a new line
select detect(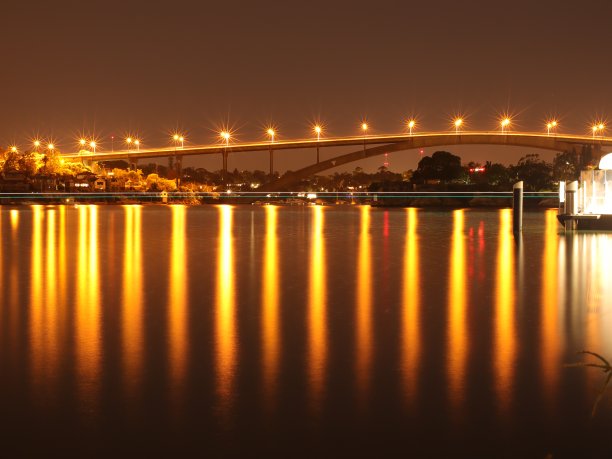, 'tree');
552,150,580,182
413,151,463,183
146,173,177,191
511,154,553,191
